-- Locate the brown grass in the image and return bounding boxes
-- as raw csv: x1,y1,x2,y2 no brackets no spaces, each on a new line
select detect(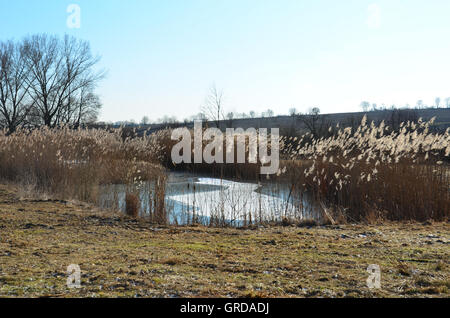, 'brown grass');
280,116,450,222
0,126,166,219
125,193,140,218
0,116,448,225
0,184,448,298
